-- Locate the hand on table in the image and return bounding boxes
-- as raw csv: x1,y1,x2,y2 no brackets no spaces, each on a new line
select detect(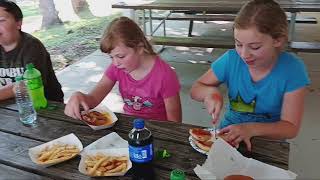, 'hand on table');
219,124,253,151
64,91,90,120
